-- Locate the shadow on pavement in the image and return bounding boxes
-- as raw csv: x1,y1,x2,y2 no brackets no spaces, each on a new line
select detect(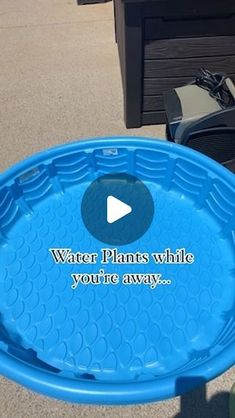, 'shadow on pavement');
173,377,230,418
